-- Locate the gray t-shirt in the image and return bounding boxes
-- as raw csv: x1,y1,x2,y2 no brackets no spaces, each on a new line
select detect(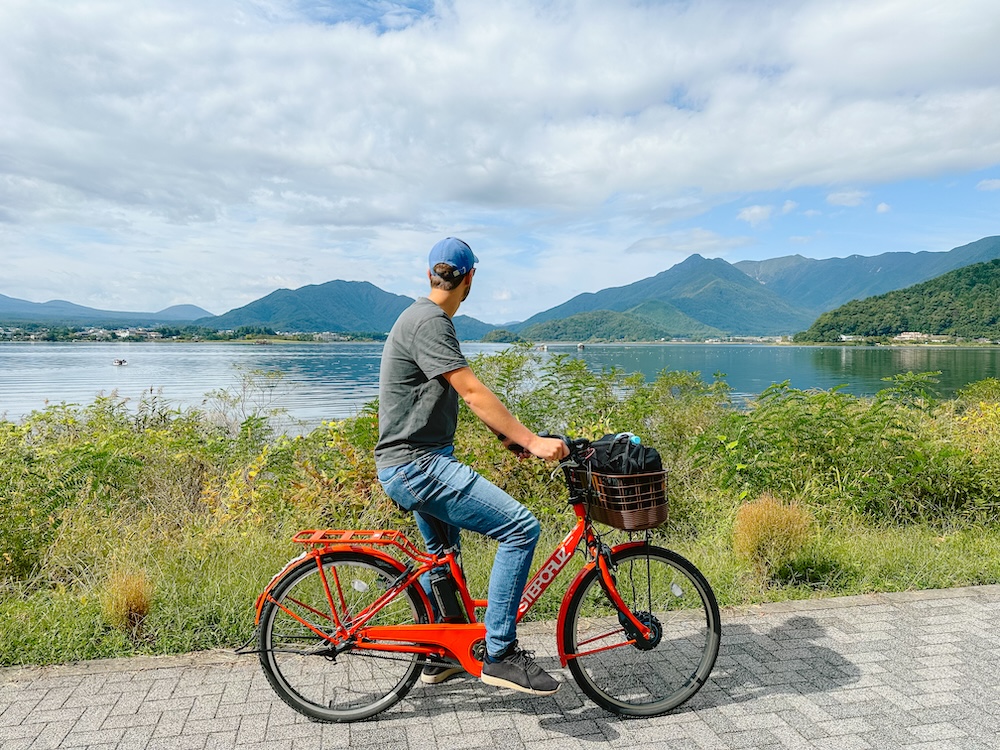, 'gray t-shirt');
374,298,468,470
